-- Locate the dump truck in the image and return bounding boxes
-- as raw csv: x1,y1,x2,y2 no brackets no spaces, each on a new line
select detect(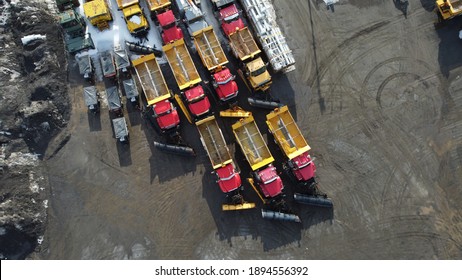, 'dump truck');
106,86,123,116
436,0,462,20
175,0,208,34
116,0,150,36
57,8,95,54
157,10,184,45
145,0,171,18
239,0,295,73
112,117,129,143
163,39,211,121
83,0,112,30
232,116,300,222
100,50,116,79
131,54,180,133
211,1,272,96
266,106,333,208
83,86,99,113
196,116,255,210
76,53,94,82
